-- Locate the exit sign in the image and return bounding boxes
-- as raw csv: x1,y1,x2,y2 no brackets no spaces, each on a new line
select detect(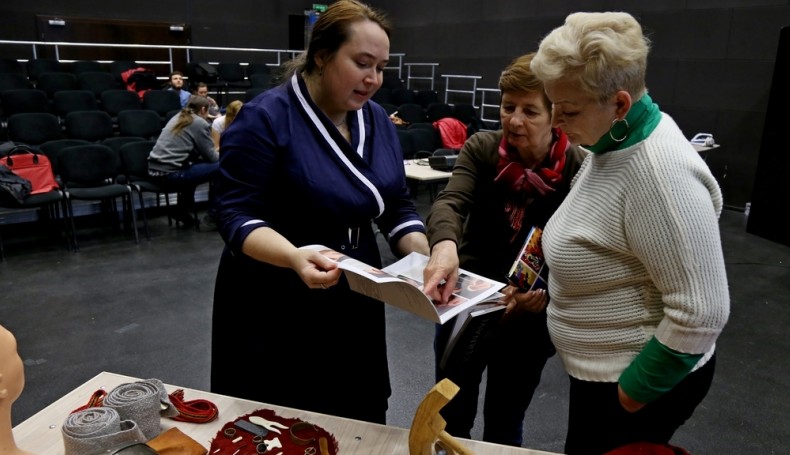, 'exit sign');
312,4,328,12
